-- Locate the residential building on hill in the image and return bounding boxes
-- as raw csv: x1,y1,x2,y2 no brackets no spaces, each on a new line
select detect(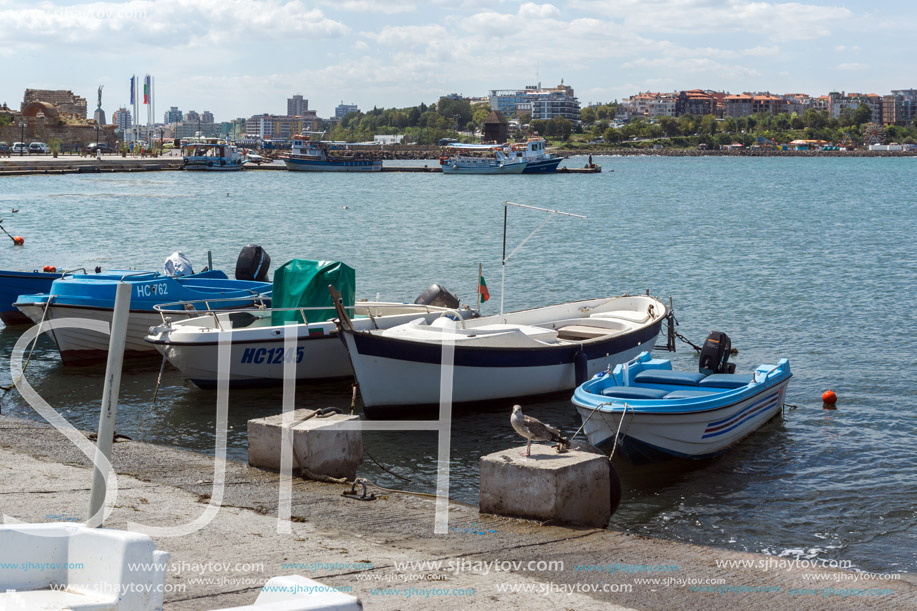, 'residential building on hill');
288,95,307,117
675,90,717,117
881,89,917,126
164,106,182,124
335,101,359,119
489,82,580,121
